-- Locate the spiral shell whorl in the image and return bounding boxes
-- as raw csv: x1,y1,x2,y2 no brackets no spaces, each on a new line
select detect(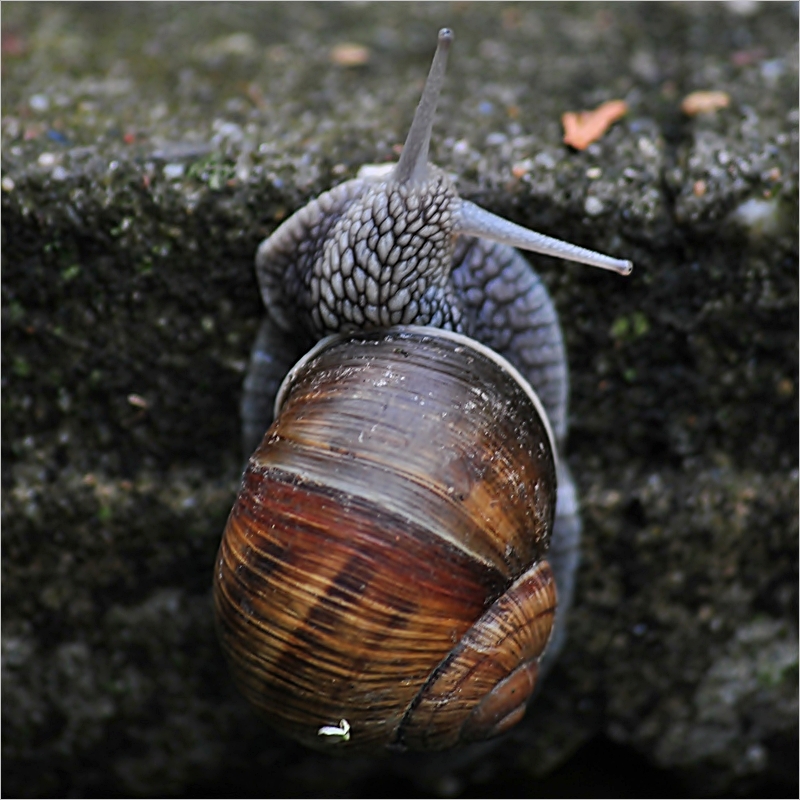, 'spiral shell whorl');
214,329,558,751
